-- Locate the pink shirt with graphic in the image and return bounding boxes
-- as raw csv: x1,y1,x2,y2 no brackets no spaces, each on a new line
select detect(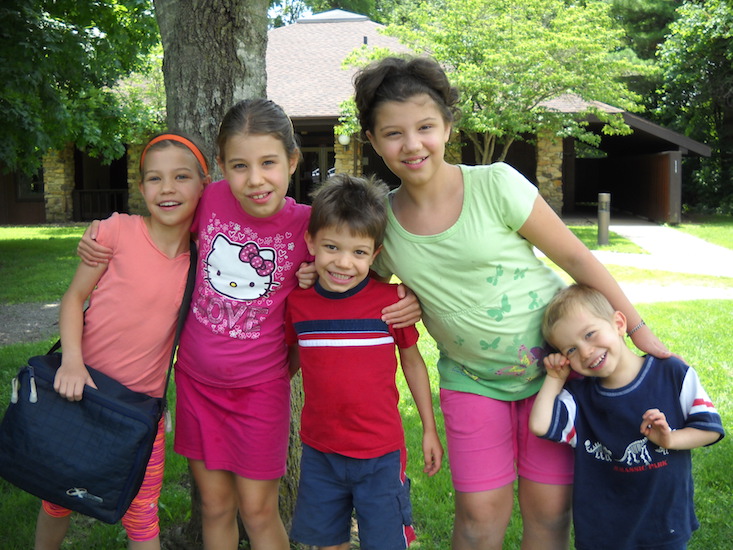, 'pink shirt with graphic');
175,180,311,388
